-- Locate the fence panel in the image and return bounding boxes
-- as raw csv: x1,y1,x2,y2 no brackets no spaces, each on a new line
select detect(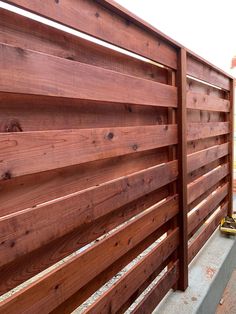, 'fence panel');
0,0,234,313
